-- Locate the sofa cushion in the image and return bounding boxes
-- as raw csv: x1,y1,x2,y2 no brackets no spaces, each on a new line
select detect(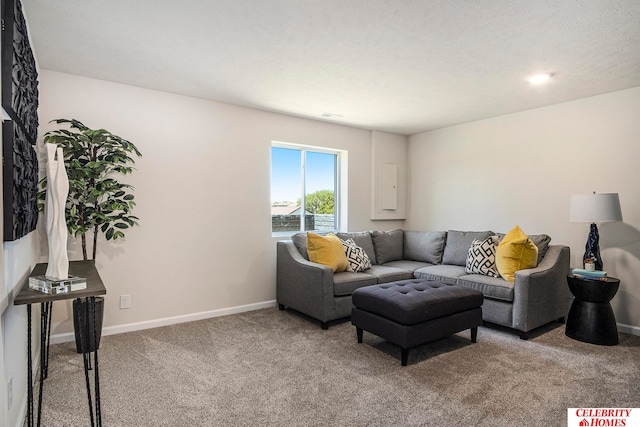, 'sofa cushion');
457,274,515,302
336,231,377,265
529,234,551,264
382,259,433,273
403,230,447,264
495,226,538,283
307,232,348,273
372,229,404,264
333,271,377,296
465,237,500,277
291,232,309,260
442,230,494,266
365,265,413,284
340,238,372,273
496,232,551,265
413,264,467,284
